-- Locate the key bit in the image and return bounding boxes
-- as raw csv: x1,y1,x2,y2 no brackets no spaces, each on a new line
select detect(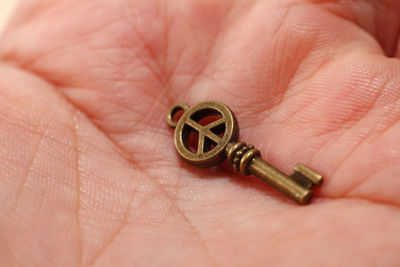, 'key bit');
167,101,323,205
